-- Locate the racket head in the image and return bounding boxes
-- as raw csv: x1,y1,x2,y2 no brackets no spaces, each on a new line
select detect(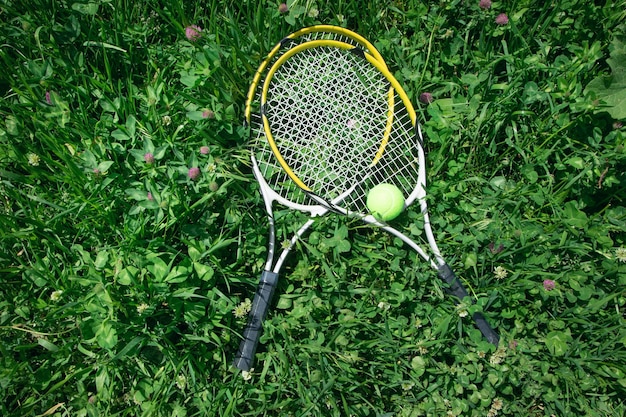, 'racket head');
247,27,391,213
259,39,427,216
